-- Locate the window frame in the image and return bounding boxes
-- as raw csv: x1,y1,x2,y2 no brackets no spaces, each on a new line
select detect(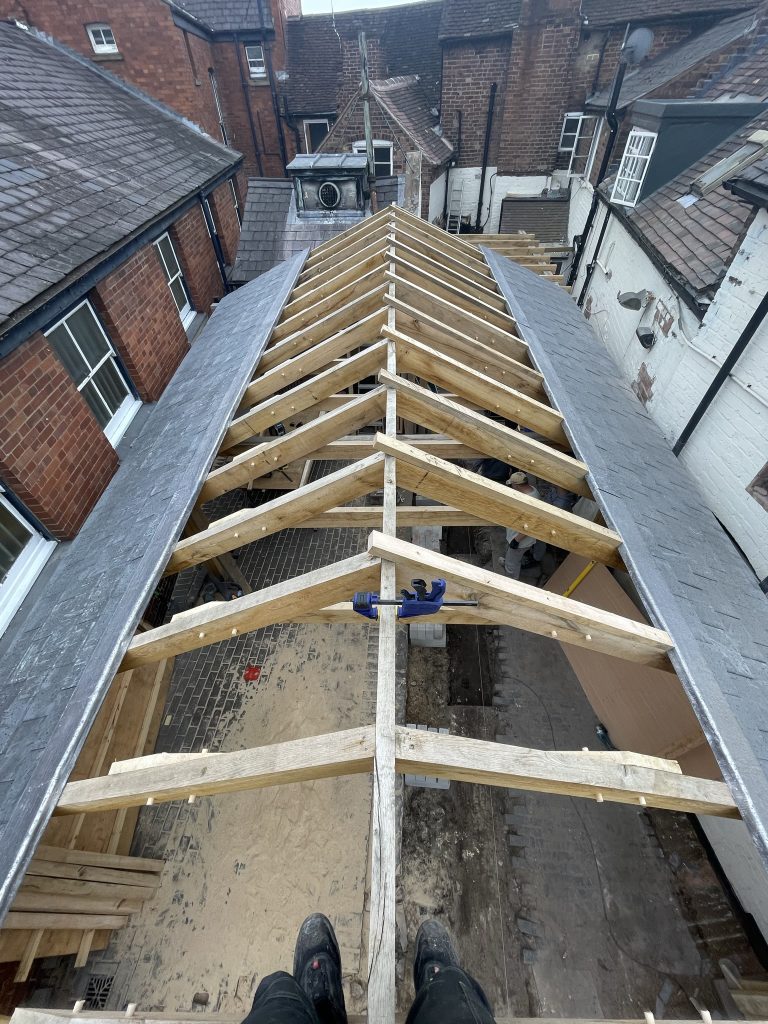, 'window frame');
558,112,583,153
229,179,242,227
303,119,331,153
611,128,658,208
352,140,394,177
86,23,118,54
44,299,140,446
244,44,267,79
154,232,196,330
0,484,56,638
